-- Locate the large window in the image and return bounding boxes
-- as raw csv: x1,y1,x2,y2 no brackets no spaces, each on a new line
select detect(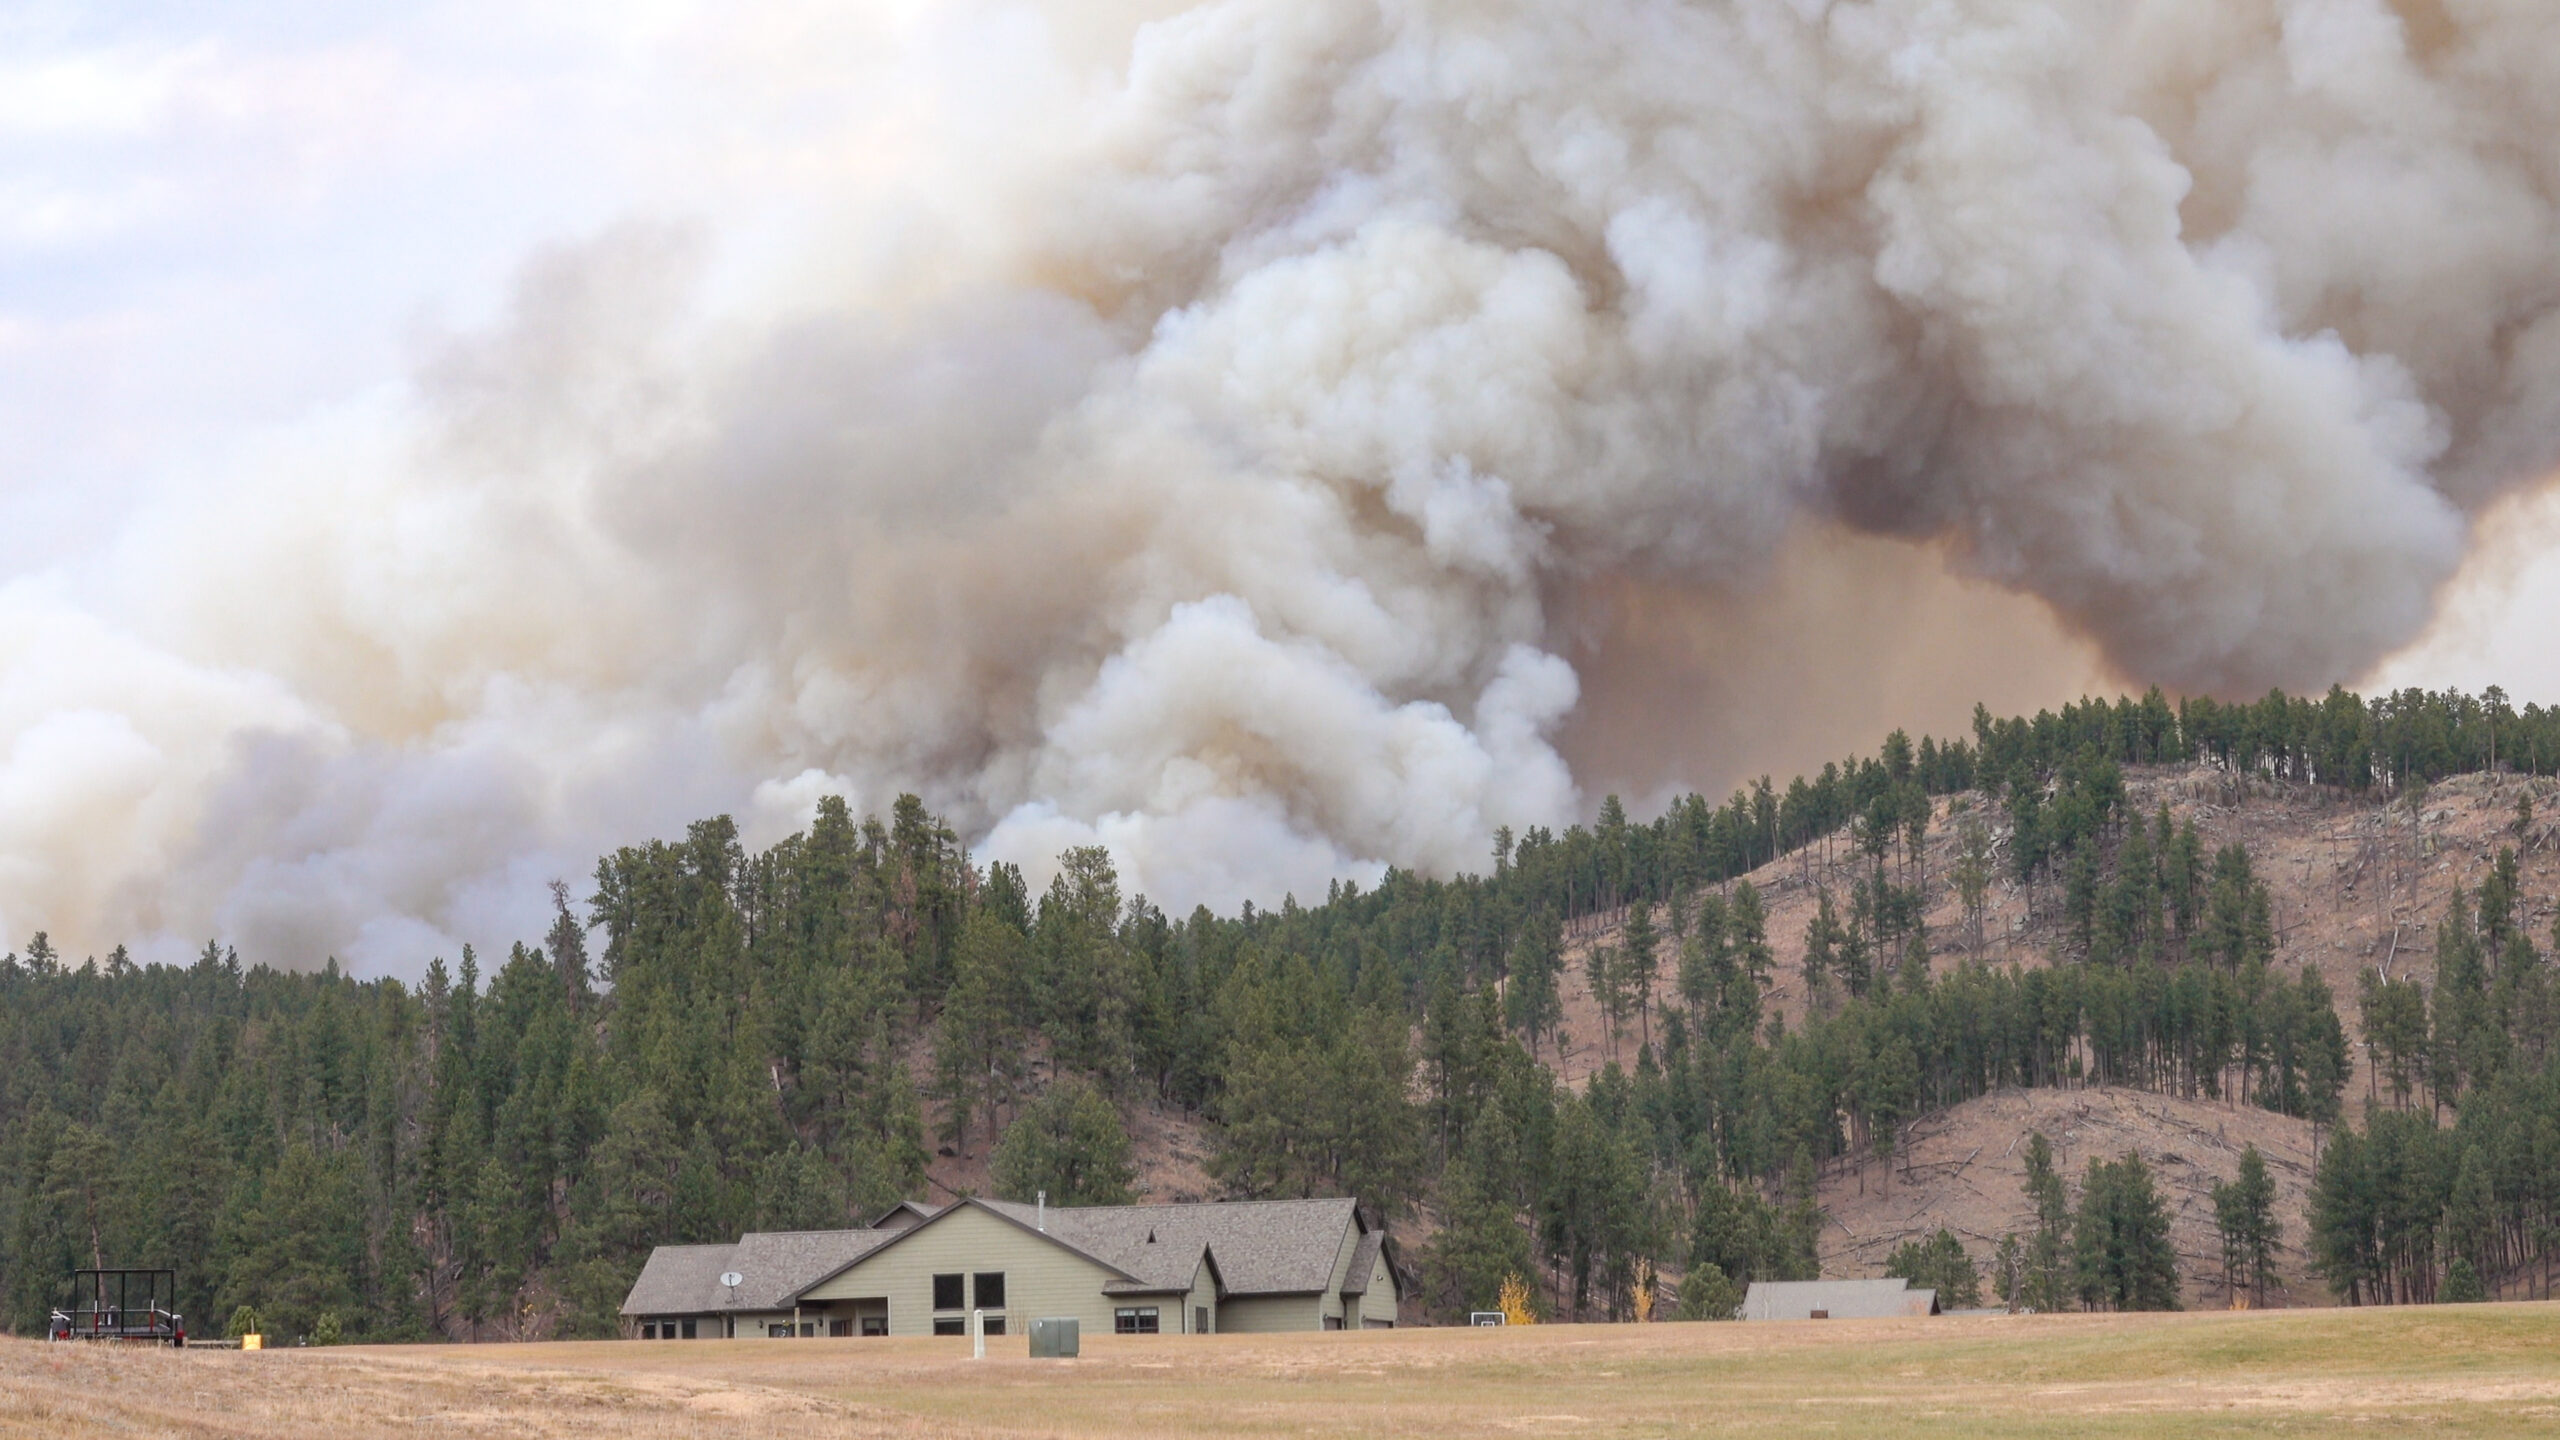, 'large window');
932,1273,965,1311
972,1272,1006,1310
679,1320,696,1340
933,1317,966,1336
1114,1307,1159,1335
